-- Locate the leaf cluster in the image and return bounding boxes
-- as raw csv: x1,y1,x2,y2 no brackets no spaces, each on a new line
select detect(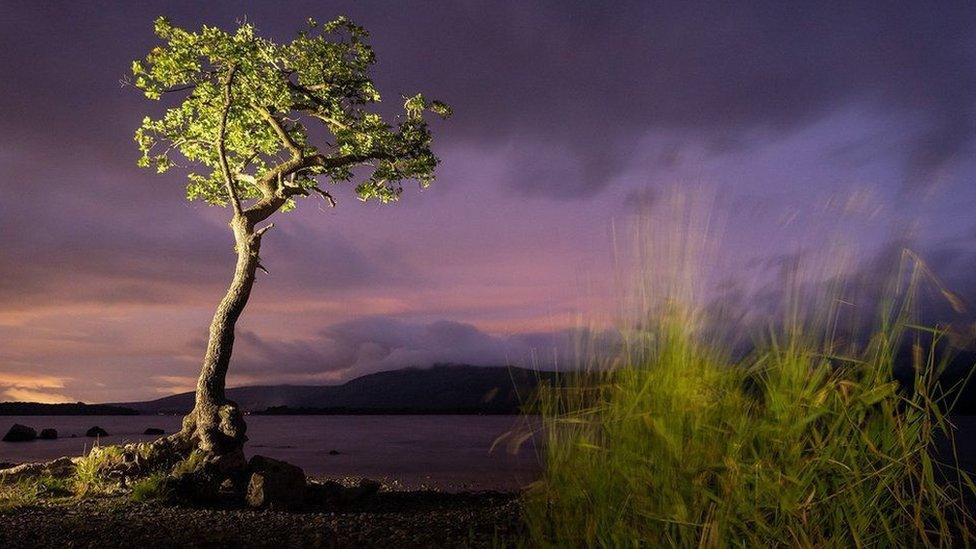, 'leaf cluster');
133,16,450,208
